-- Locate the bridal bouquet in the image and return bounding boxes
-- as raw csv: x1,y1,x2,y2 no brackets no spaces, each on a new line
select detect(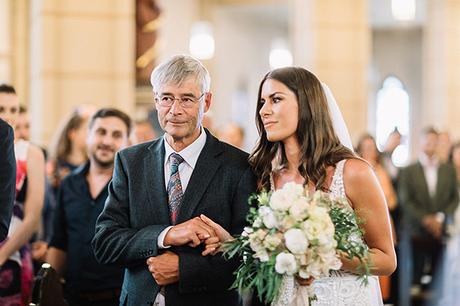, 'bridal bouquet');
224,182,370,305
